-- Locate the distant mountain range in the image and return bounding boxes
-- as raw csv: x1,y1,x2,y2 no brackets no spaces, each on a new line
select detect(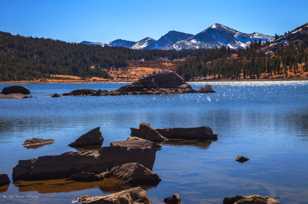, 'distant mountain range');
82,23,274,50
